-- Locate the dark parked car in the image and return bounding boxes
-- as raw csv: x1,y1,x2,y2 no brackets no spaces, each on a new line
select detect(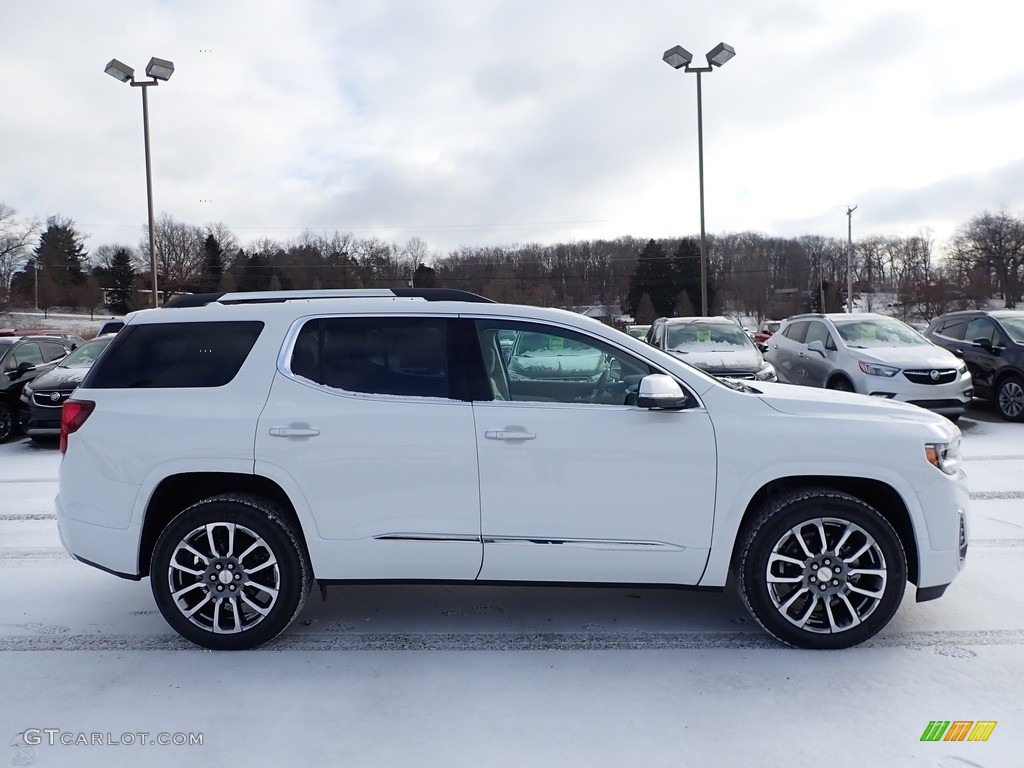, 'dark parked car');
0,336,73,442
925,310,1024,421
19,334,115,441
0,329,85,350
